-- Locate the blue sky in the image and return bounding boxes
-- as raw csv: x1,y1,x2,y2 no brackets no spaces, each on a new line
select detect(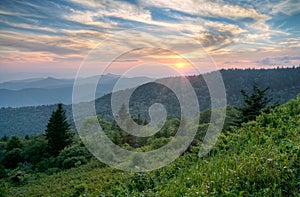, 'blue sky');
0,0,300,81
